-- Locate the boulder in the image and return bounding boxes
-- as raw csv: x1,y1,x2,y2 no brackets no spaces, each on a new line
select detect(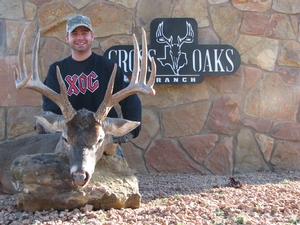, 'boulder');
11,153,141,212
0,133,61,194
